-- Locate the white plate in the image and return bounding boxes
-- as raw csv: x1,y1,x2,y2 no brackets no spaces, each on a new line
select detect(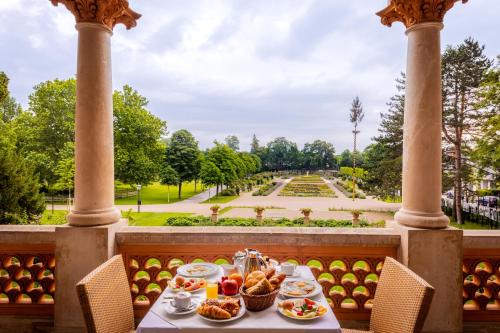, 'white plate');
167,277,206,293
164,300,199,315
177,263,219,277
277,298,328,321
279,280,322,299
197,298,246,323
